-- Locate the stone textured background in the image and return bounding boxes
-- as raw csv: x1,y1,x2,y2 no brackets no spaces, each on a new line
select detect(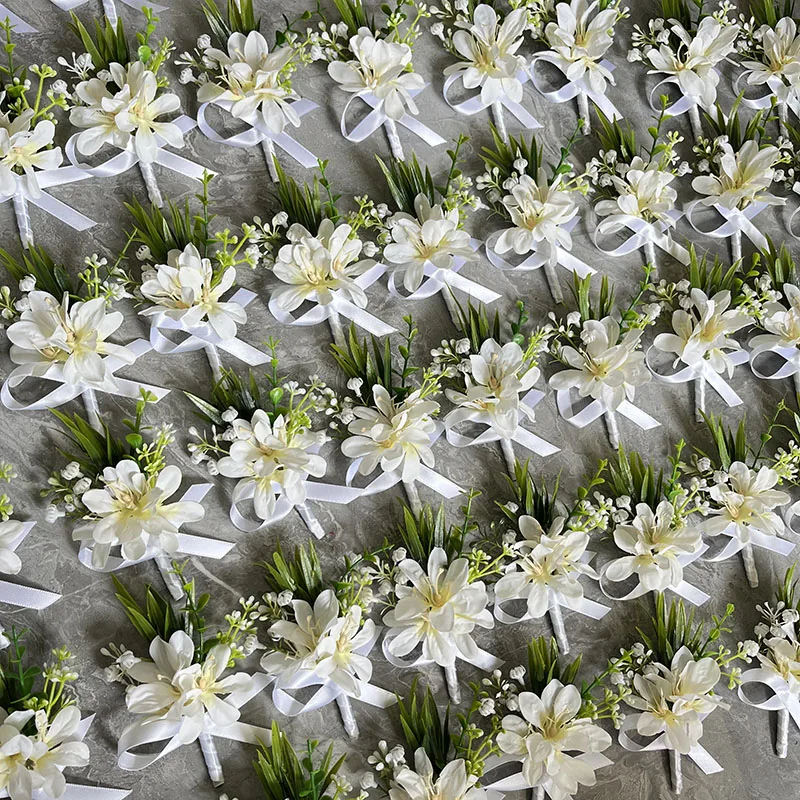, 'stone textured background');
0,0,798,798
